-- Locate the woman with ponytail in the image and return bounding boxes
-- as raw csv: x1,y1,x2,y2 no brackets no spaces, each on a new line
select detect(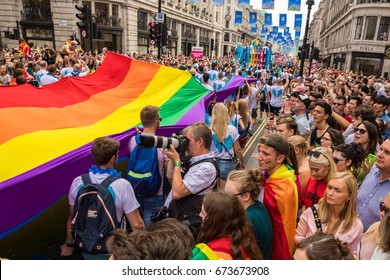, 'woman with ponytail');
225,169,273,259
